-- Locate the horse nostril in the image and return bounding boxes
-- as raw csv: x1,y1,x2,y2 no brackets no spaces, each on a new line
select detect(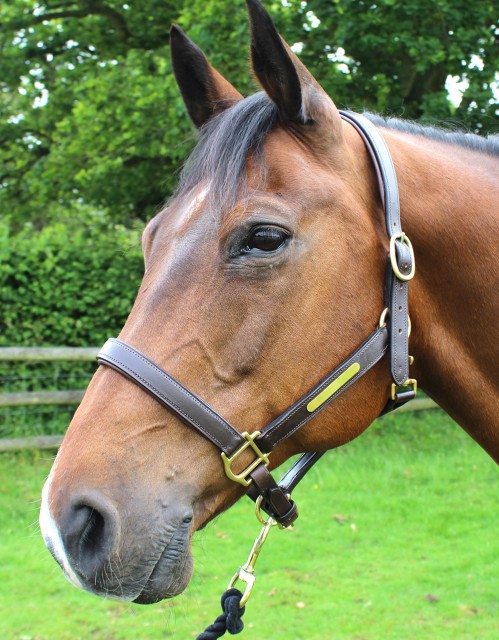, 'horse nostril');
60,494,120,580
80,507,106,557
